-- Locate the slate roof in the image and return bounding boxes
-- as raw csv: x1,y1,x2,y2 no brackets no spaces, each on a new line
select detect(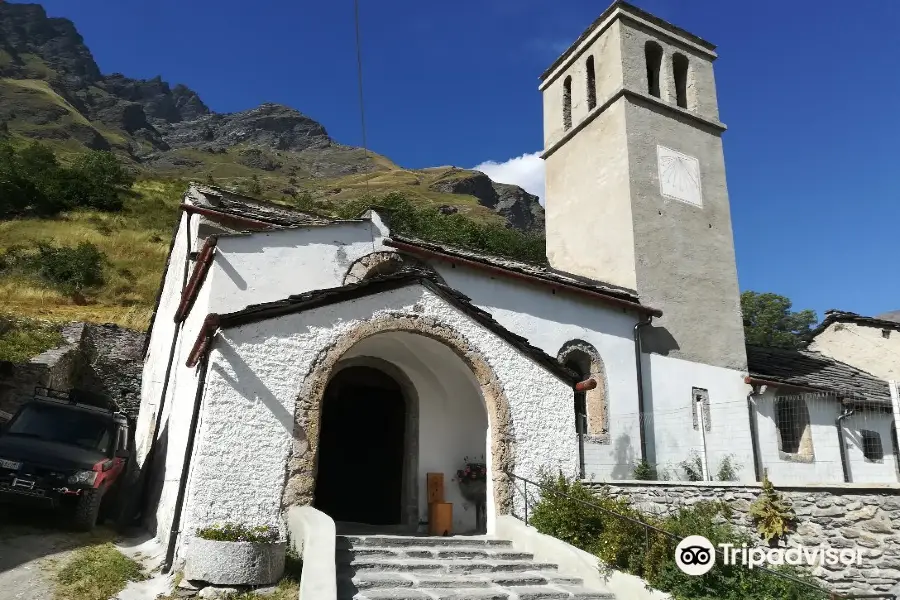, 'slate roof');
389,235,660,315
746,345,892,406
186,183,336,227
211,272,581,385
813,309,900,335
